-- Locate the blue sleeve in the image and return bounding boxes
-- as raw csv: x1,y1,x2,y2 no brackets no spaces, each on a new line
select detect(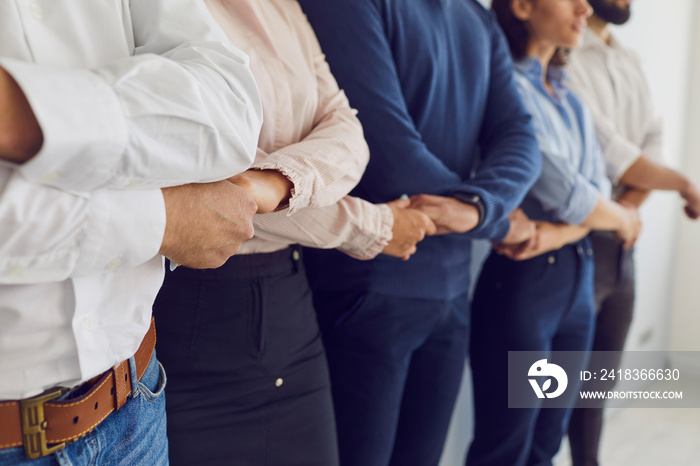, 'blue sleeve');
523,92,603,225
461,12,542,241
530,148,601,225
299,0,539,241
